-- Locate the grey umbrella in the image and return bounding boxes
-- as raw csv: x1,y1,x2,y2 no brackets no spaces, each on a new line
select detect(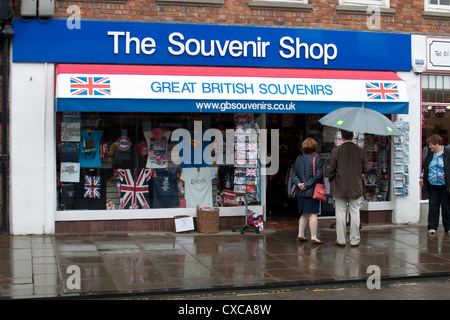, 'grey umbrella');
318,106,402,136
